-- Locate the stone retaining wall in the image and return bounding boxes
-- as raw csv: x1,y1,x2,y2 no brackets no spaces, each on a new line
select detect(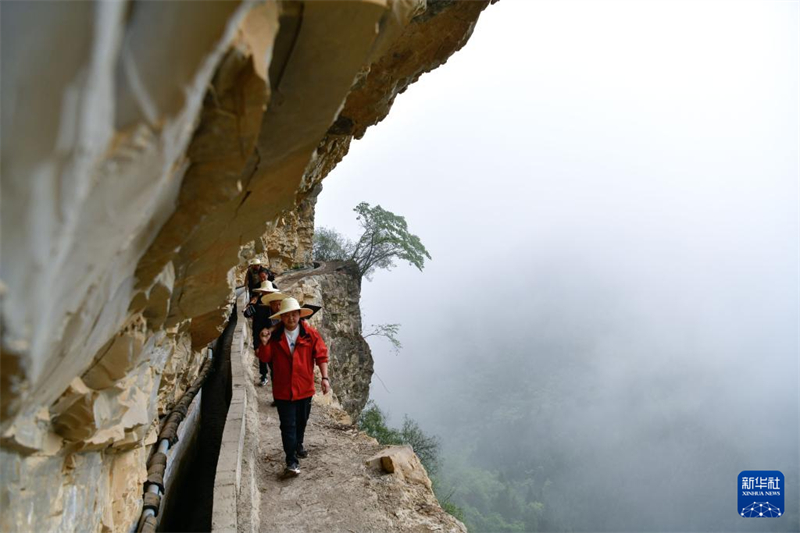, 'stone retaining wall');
211,290,249,532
